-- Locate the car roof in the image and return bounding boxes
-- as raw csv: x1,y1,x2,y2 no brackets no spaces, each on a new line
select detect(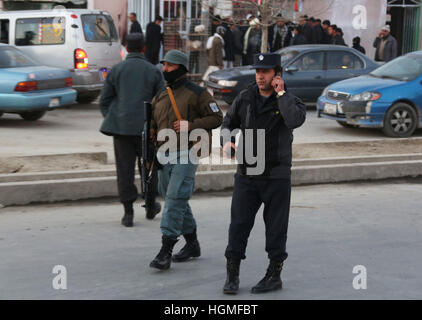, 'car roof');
0,9,111,16
284,44,356,51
